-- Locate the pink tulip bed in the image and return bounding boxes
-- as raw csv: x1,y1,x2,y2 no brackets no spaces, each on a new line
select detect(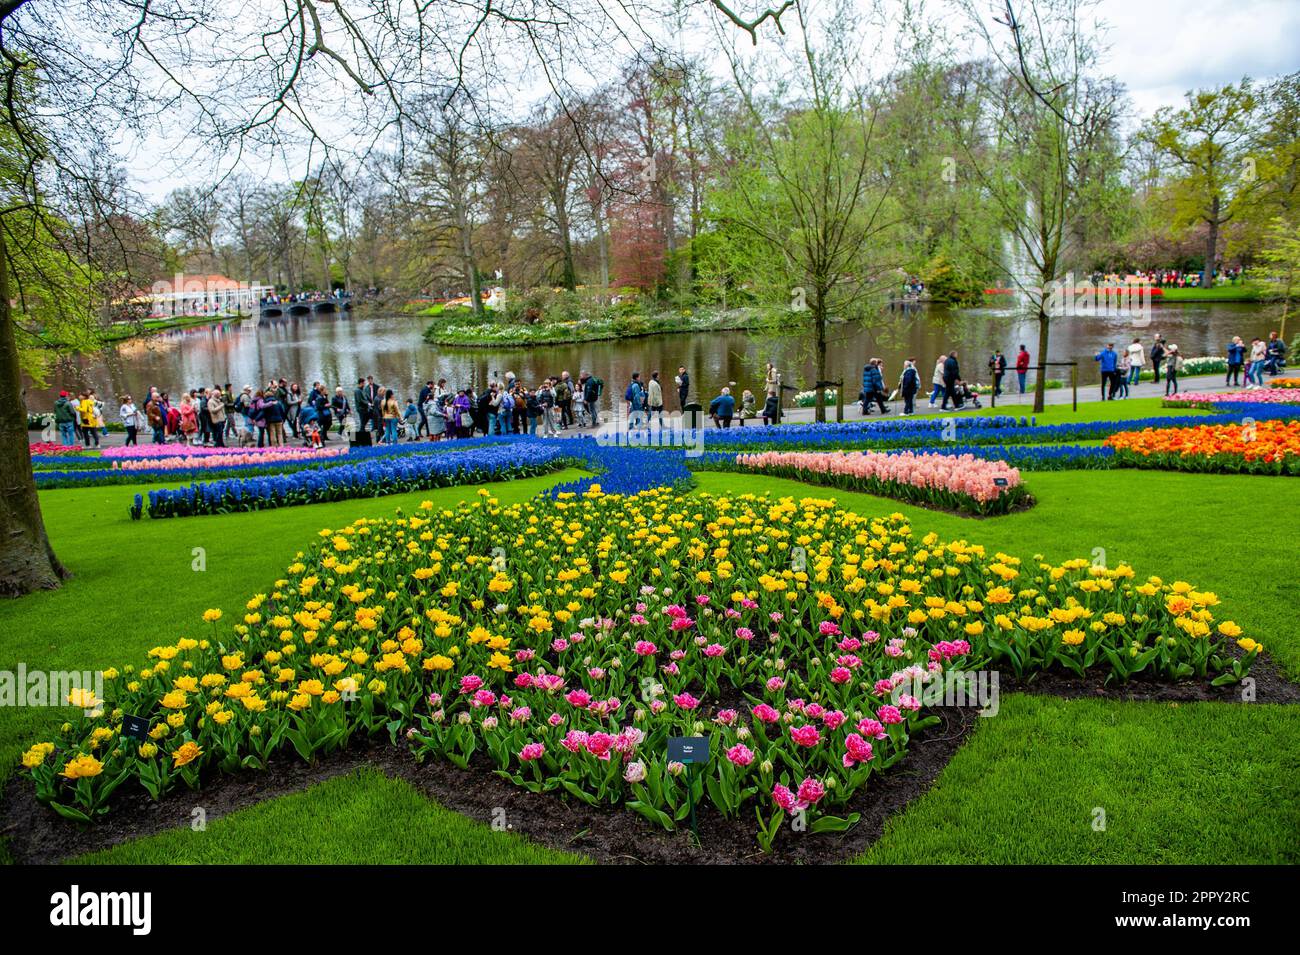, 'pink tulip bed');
26,443,88,456
731,450,1029,515
1164,390,1300,410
